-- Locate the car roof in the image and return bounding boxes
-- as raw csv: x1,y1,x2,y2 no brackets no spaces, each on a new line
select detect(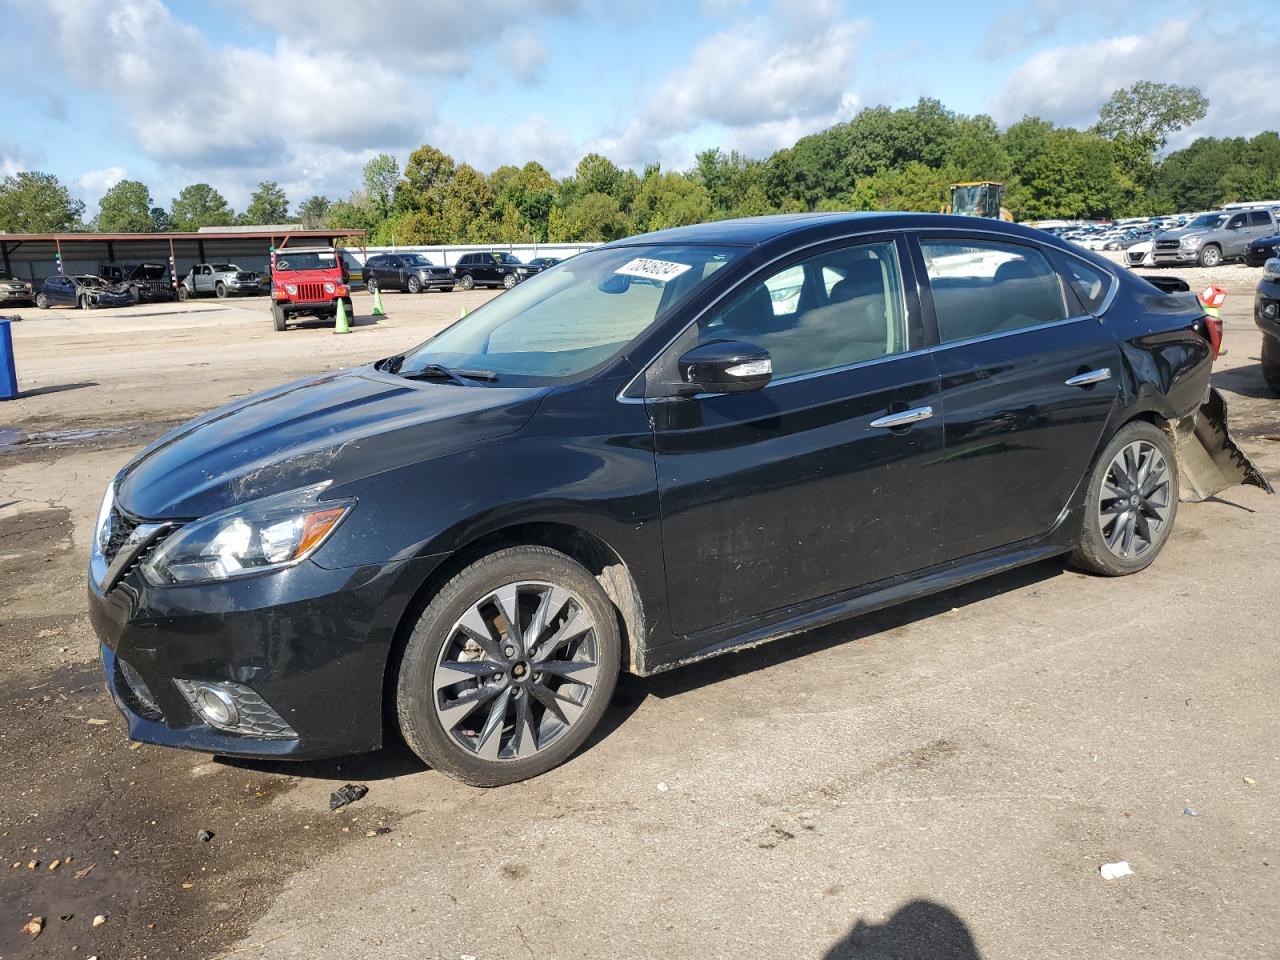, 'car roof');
606,212,1055,249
